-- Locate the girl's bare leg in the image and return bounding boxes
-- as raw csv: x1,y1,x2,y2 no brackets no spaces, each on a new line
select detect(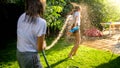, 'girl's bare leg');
72,31,80,56
68,30,81,58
